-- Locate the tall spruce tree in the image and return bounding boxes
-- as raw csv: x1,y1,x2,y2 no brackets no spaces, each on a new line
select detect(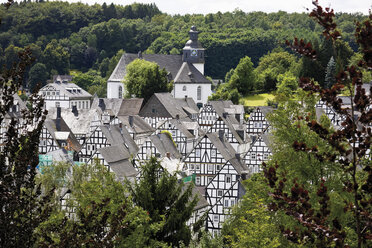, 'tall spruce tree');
324,56,336,89
127,157,200,247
